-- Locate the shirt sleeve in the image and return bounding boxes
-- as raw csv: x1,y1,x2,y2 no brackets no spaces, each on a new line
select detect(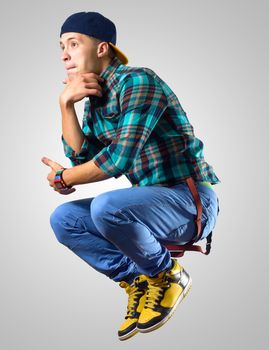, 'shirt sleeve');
92,71,168,178
62,100,105,167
